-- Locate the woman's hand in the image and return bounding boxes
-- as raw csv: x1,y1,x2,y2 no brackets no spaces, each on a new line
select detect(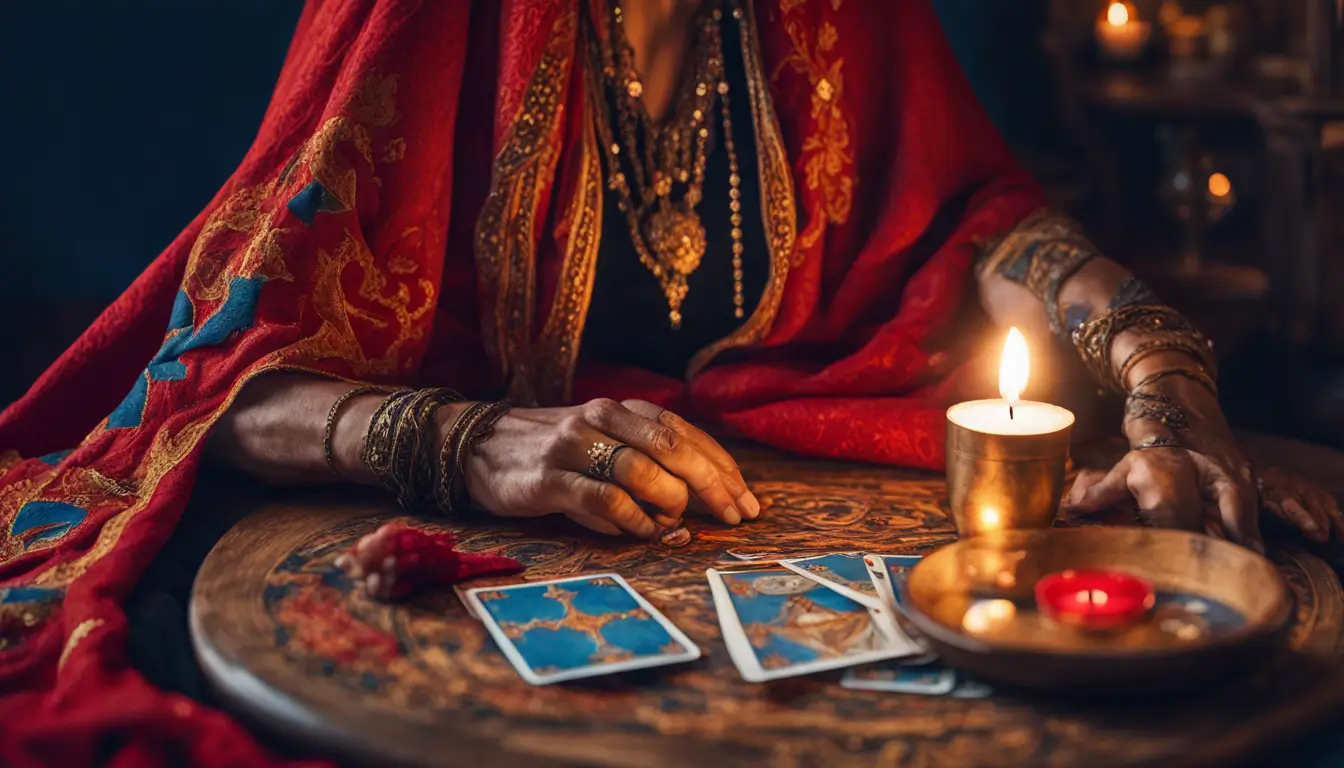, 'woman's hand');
458,398,759,538
1258,466,1343,544
1065,372,1262,550
1064,372,1341,549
